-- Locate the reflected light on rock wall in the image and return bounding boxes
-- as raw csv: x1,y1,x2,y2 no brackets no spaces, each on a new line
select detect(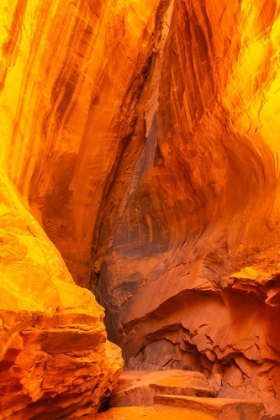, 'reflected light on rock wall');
1,0,280,416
